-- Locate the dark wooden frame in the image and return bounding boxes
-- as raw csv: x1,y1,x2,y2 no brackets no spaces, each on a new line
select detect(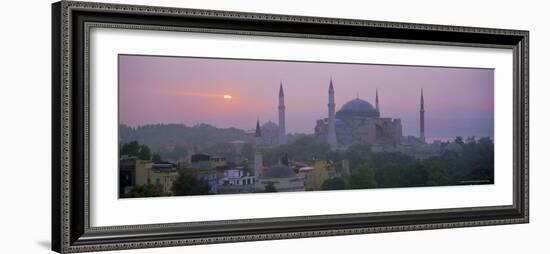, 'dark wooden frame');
52,1,529,253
